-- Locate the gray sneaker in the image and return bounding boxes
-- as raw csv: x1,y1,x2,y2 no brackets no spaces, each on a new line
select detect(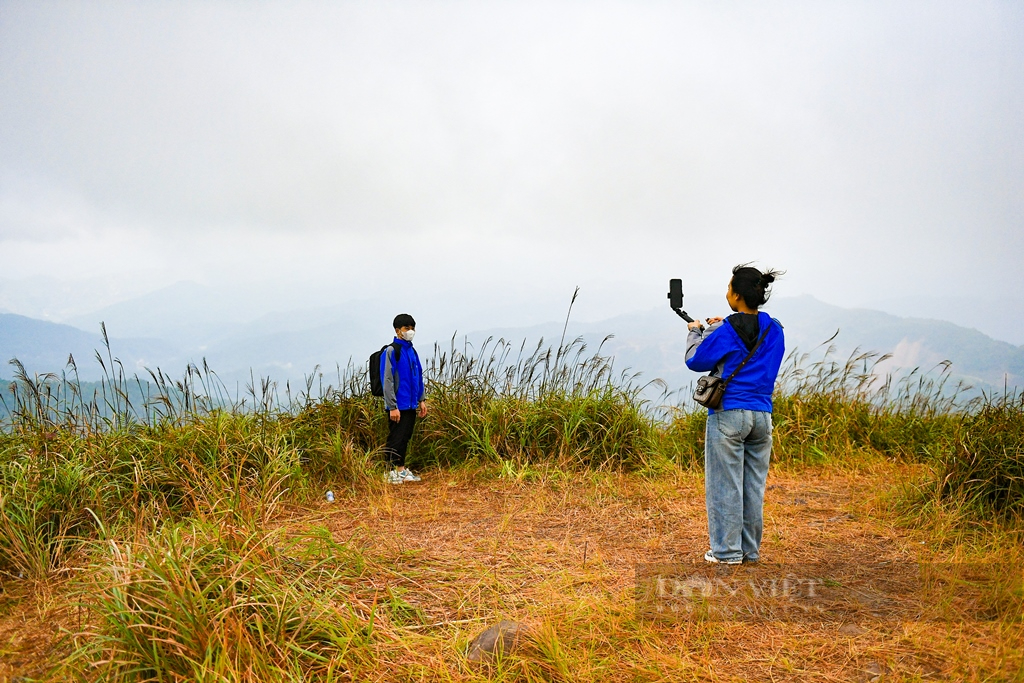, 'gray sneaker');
400,468,422,482
386,470,404,485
